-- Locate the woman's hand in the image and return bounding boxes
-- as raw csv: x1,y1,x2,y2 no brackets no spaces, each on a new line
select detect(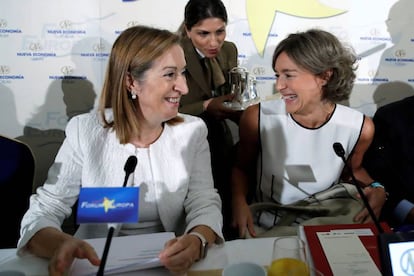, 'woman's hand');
158,234,201,275
204,94,241,121
231,197,256,238
48,237,100,276
353,186,387,223
24,227,100,276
